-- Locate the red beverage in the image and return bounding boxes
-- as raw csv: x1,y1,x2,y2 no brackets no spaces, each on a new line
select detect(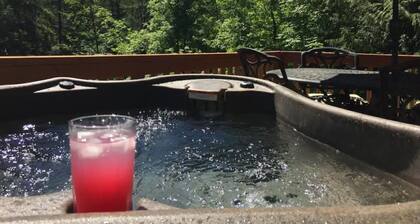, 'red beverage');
70,118,136,213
